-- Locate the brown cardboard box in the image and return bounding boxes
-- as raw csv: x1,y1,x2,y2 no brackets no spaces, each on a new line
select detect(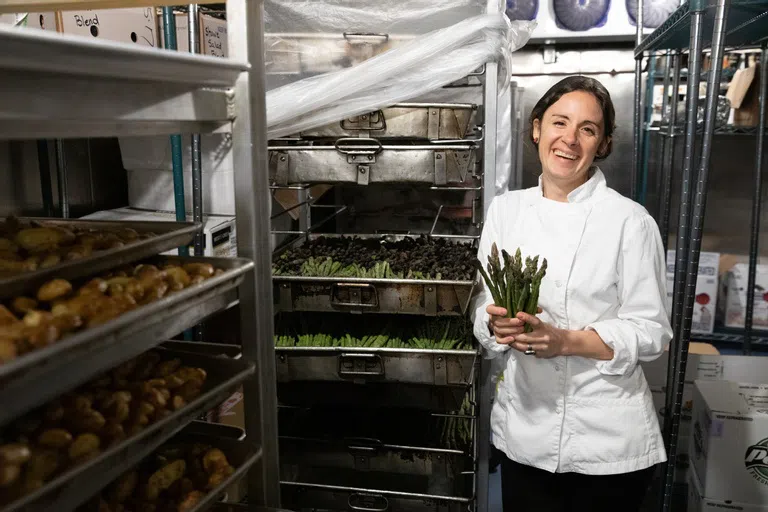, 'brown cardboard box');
56,8,159,47
726,64,765,127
